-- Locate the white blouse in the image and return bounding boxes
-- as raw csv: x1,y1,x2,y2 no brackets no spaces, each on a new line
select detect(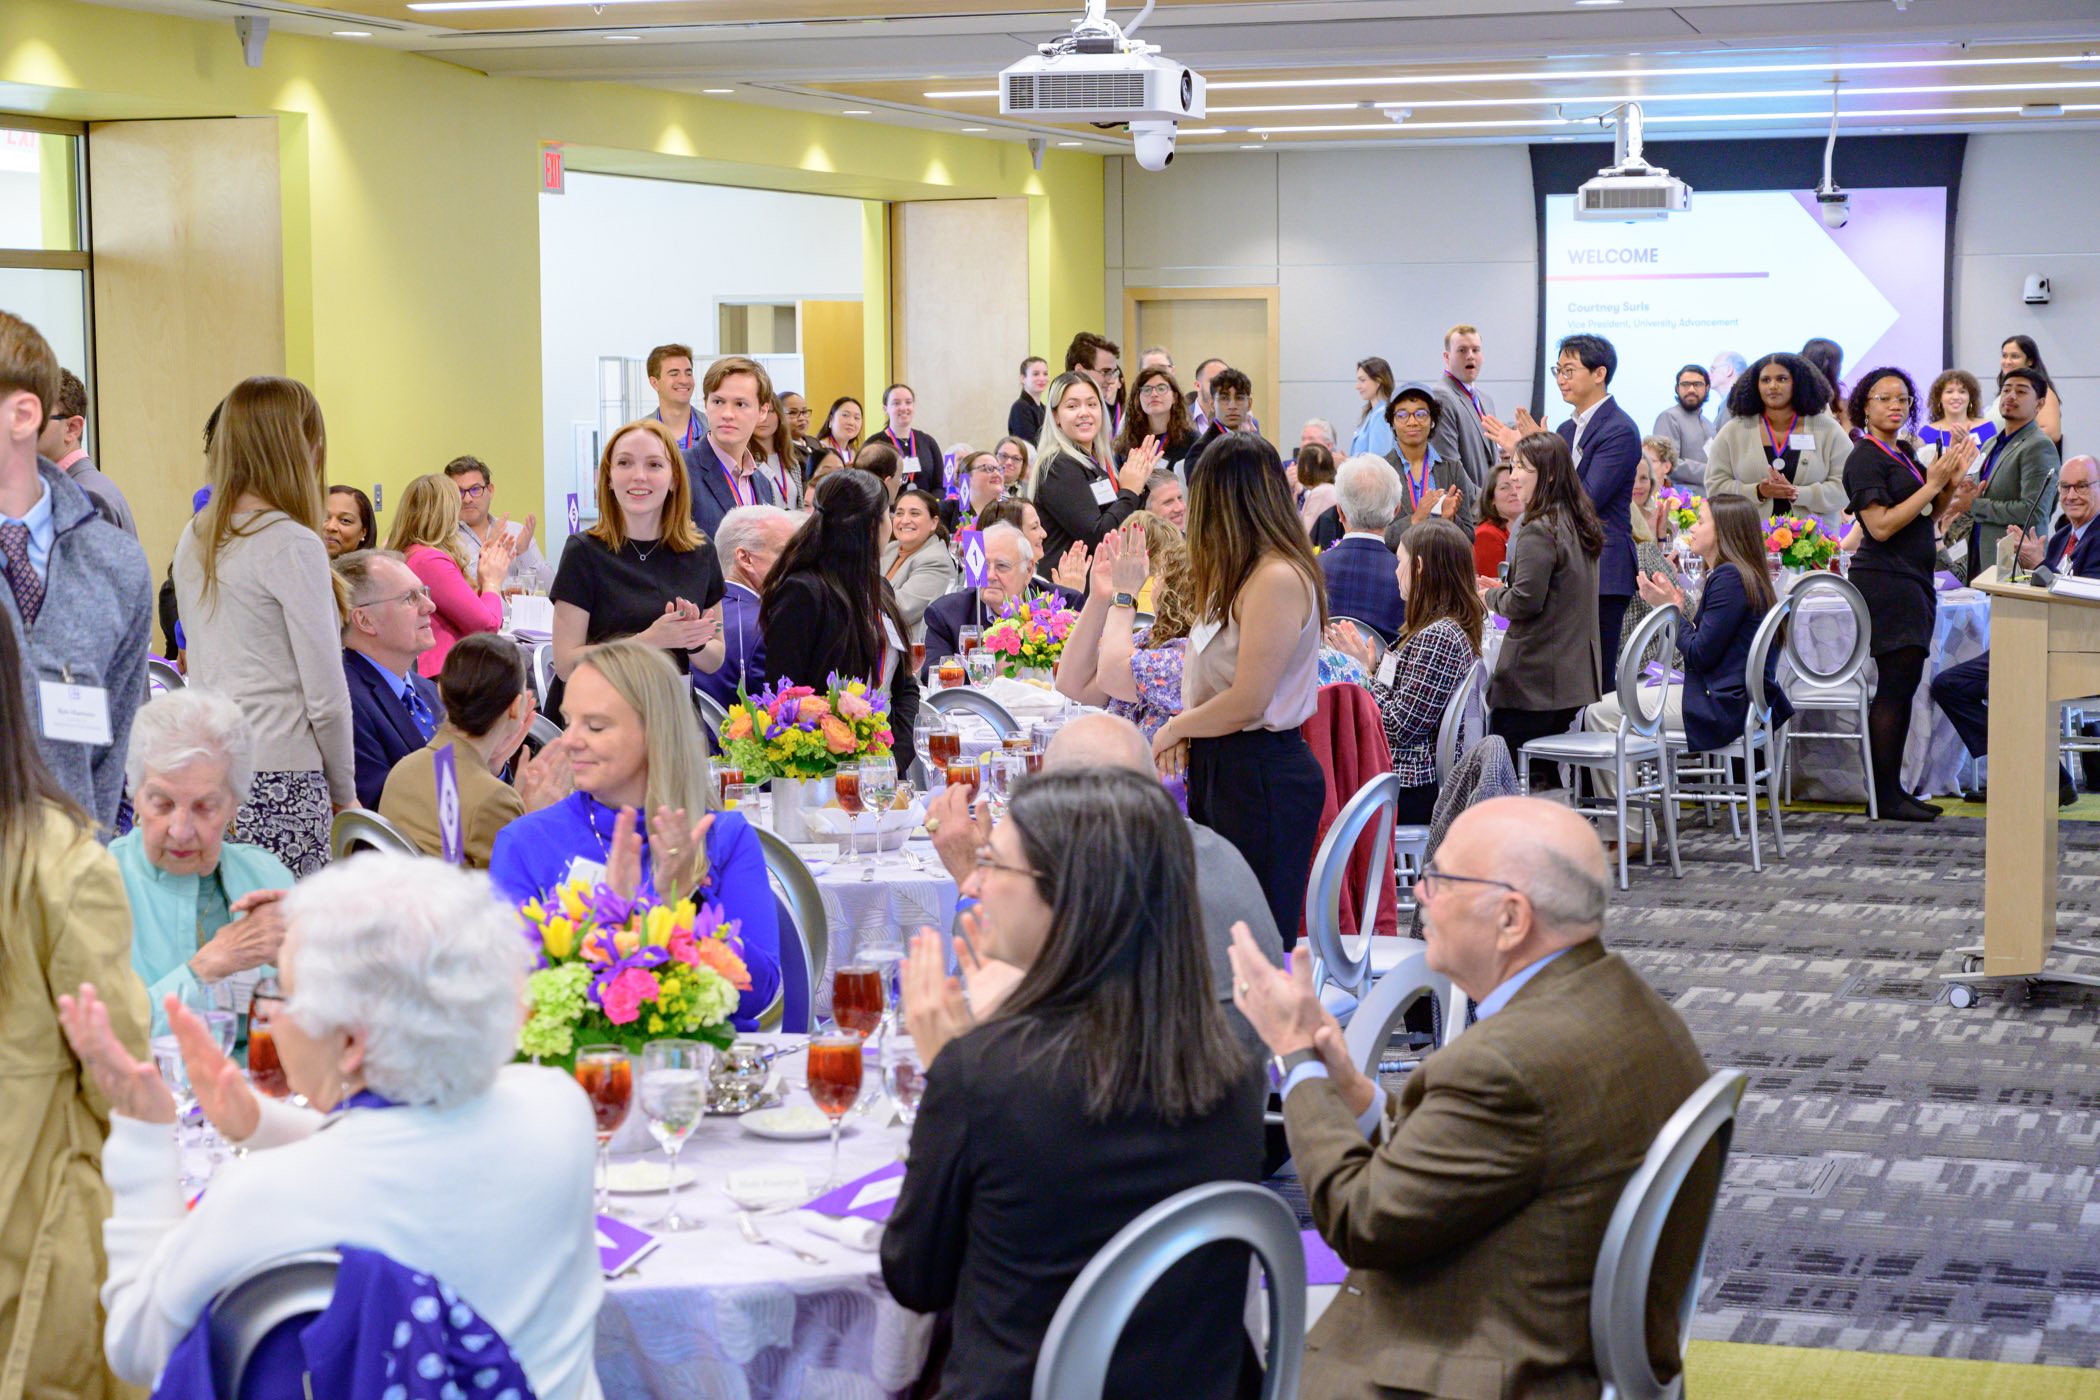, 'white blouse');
99,1065,605,1398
